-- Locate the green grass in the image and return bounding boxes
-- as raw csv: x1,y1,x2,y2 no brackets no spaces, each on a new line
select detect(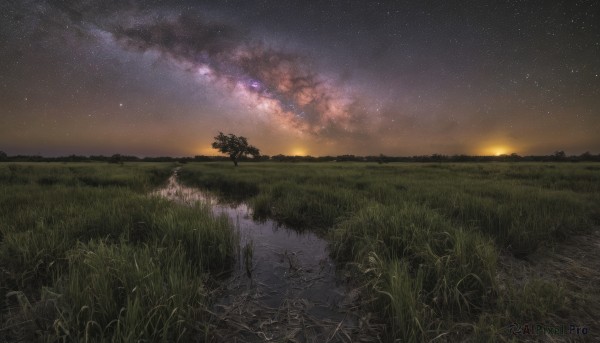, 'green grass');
0,163,236,342
1,161,598,341
178,162,600,341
